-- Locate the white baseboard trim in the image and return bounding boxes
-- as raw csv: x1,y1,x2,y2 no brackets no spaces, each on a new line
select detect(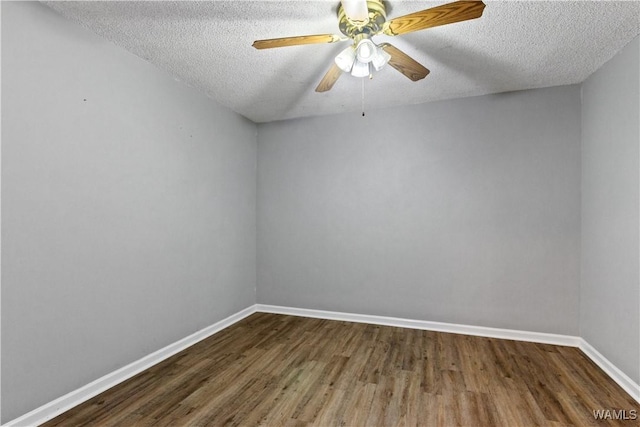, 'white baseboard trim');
7,304,639,426
257,304,640,404
256,304,581,347
4,305,258,427
578,338,640,403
